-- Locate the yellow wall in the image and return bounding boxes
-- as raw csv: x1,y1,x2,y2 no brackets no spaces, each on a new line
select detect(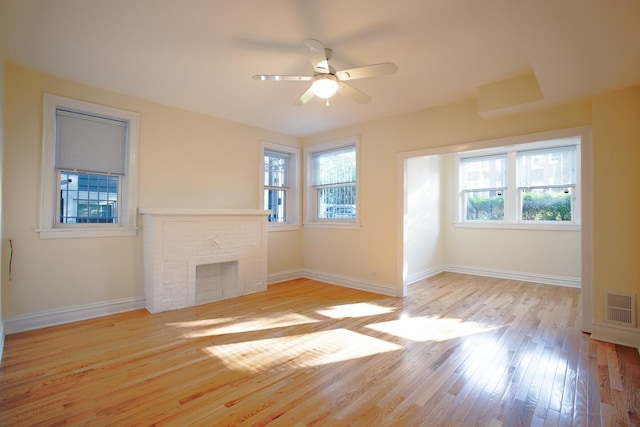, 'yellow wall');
2,64,301,318
404,155,444,281
441,152,581,280
592,86,640,322
3,61,639,338
303,98,592,292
